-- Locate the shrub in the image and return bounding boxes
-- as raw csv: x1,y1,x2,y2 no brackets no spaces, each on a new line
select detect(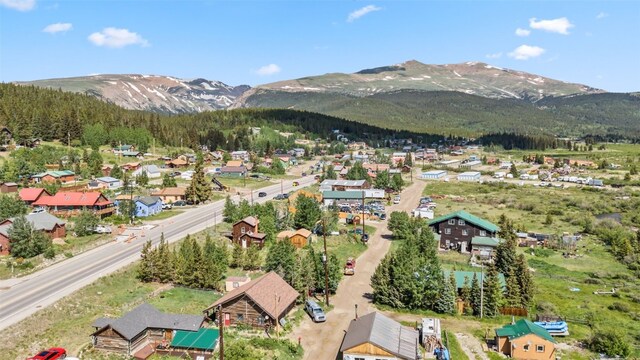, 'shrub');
588,329,631,357
584,278,603,285
536,301,558,314
608,302,631,312
531,248,554,258
43,247,56,259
